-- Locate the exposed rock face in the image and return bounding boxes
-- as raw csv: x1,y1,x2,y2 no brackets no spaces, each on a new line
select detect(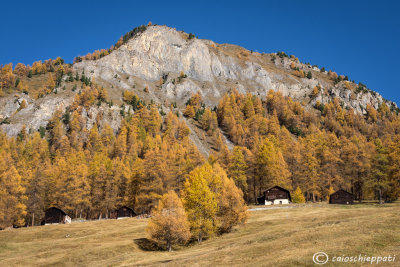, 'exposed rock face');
74,25,394,112
0,93,74,136
77,27,214,82
0,25,396,141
